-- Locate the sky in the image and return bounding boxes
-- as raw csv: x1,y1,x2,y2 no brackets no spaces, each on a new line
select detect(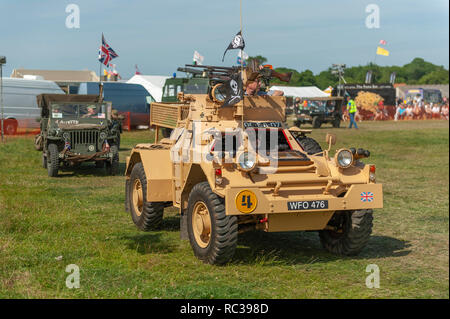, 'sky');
0,0,449,80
